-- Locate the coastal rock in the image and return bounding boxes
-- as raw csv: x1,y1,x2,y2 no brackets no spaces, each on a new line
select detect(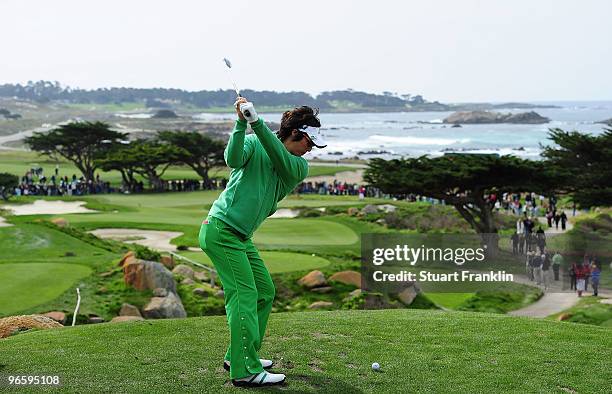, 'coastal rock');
50,217,69,228
308,301,334,309
118,251,137,267
343,289,362,301
88,316,105,324
42,311,66,324
119,303,142,317
329,271,362,288
347,207,360,216
194,271,209,282
443,111,549,124
311,286,333,293
298,270,327,289
361,205,379,215
142,292,187,319
397,284,420,306
0,315,63,338
160,255,175,270
123,259,176,293
172,264,195,279
596,118,612,126
110,316,144,323
153,287,169,297
181,278,195,285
